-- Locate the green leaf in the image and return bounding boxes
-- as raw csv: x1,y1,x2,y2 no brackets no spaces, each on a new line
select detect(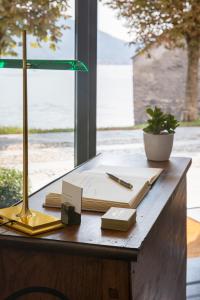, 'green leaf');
146,107,154,117
143,106,179,134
